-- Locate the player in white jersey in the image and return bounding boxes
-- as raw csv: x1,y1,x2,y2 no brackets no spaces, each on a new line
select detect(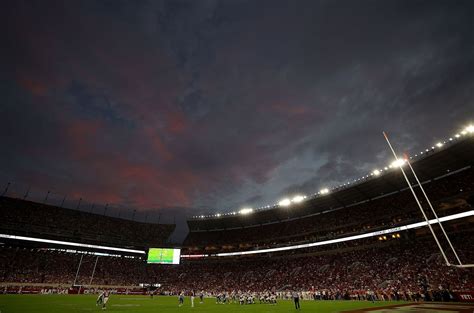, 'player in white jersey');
96,291,104,306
